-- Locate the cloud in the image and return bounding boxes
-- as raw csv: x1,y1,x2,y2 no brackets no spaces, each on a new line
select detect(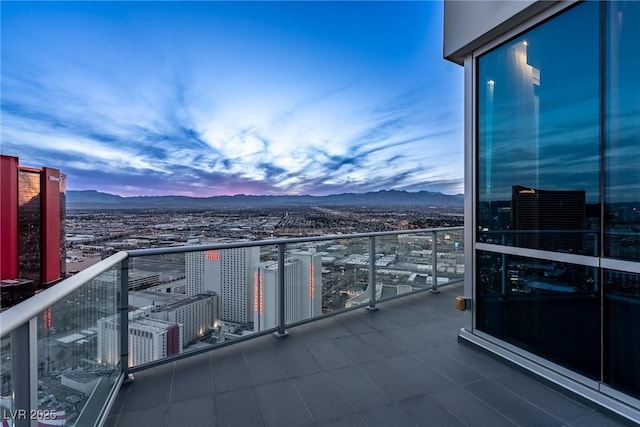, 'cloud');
1,1,464,197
